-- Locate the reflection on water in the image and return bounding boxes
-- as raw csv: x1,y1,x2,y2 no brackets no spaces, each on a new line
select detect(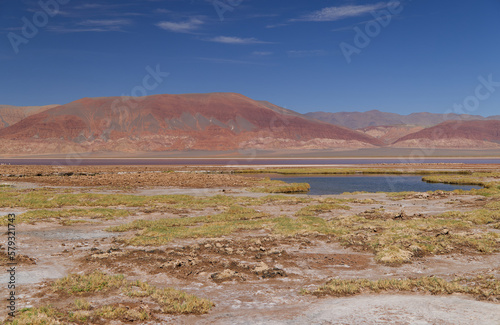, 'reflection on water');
271,175,482,195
